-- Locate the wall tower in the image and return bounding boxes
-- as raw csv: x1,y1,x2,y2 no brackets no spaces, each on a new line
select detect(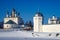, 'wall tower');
33,12,43,32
